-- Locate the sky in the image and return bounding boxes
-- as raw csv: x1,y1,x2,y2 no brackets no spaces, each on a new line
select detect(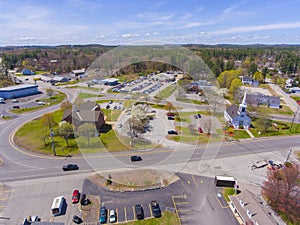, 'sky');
0,0,300,46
